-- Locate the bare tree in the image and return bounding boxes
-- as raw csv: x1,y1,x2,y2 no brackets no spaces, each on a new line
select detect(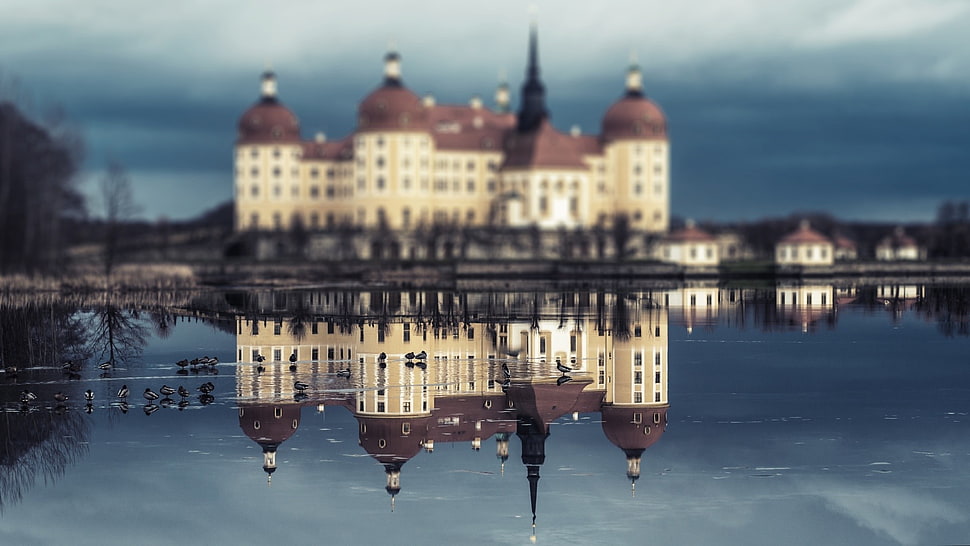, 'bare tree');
100,161,139,276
